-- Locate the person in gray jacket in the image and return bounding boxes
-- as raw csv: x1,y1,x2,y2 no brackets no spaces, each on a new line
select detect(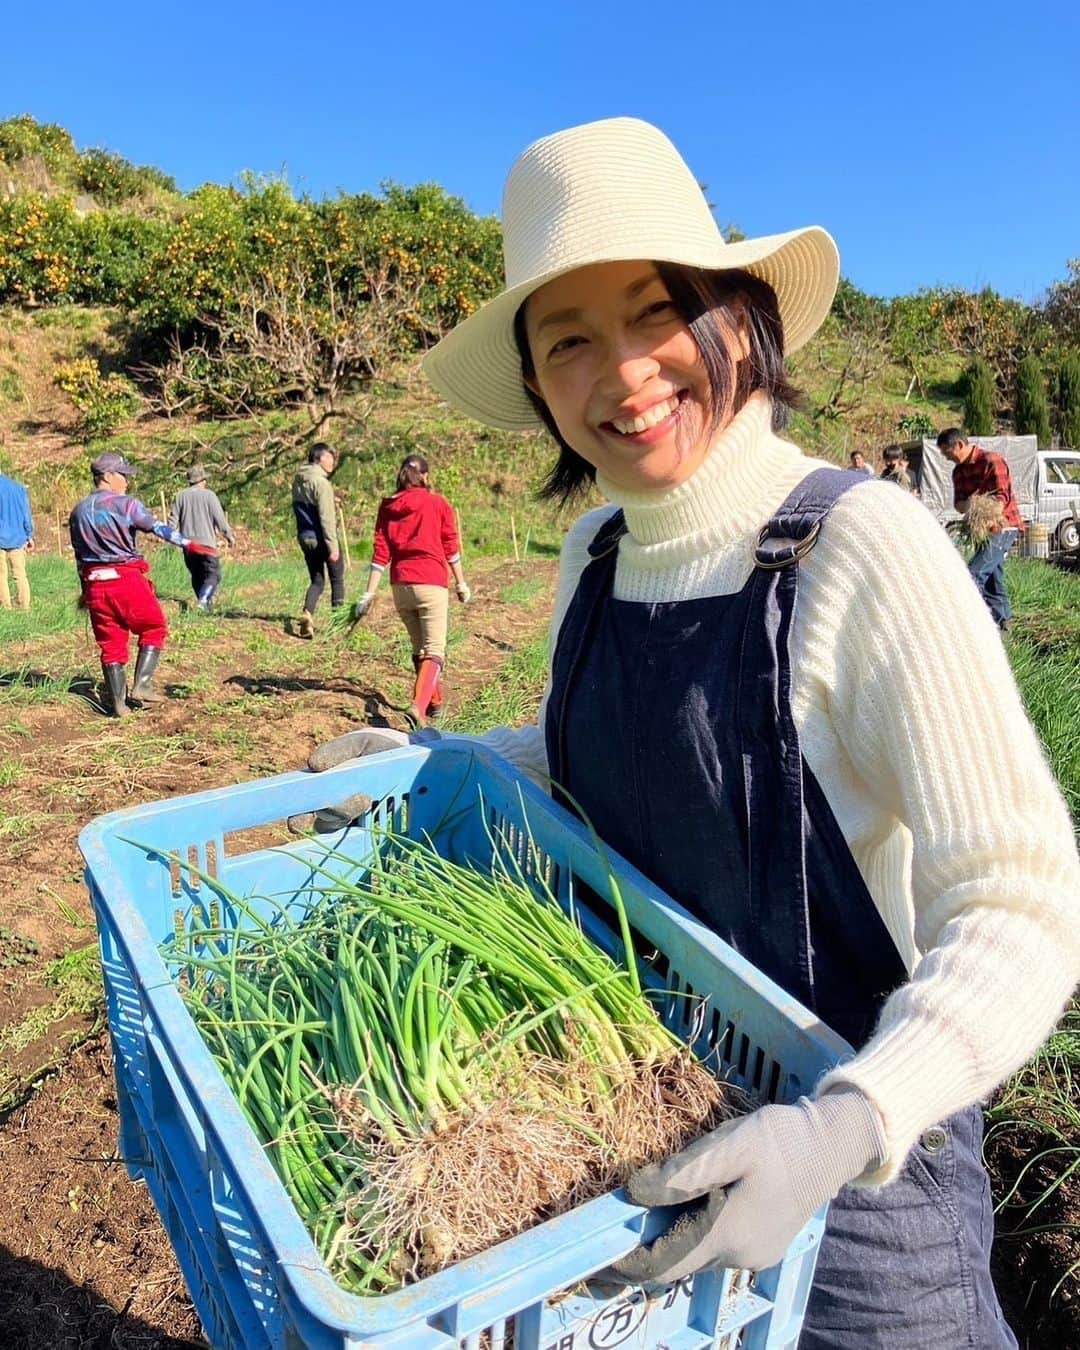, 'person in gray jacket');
291,442,343,638
170,465,234,610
